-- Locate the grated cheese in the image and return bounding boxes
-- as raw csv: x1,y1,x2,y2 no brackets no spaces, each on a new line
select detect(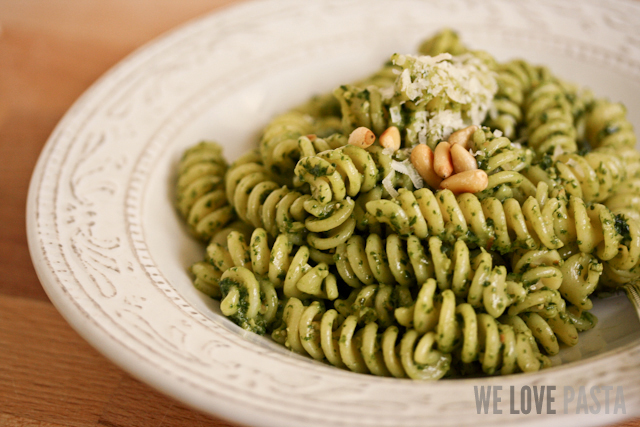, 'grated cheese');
382,171,399,198
389,106,402,124
391,159,424,189
391,52,497,144
428,110,464,142
378,85,395,100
